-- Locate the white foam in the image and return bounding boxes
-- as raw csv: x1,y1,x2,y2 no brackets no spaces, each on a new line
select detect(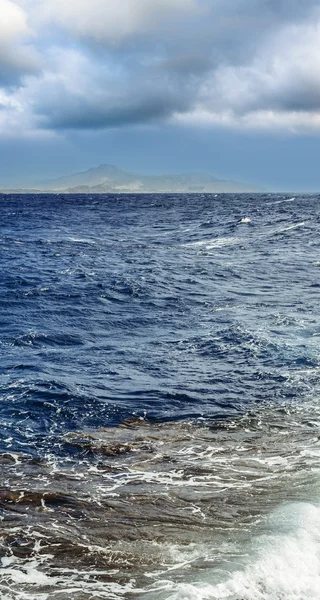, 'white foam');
266,196,297,206
68,237,96,244
0,554,136,600
159,502,320,600
240,217,252,224
185,237,241,250
267,221,306,236
279,221,305,232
